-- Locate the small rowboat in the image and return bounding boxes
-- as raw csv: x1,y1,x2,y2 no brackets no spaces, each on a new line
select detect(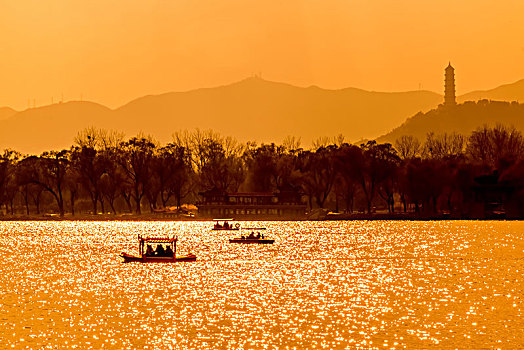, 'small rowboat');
121,235,196,263
229,238,274,244
229,227,273,244
212,219,241,231
120,252,196,263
